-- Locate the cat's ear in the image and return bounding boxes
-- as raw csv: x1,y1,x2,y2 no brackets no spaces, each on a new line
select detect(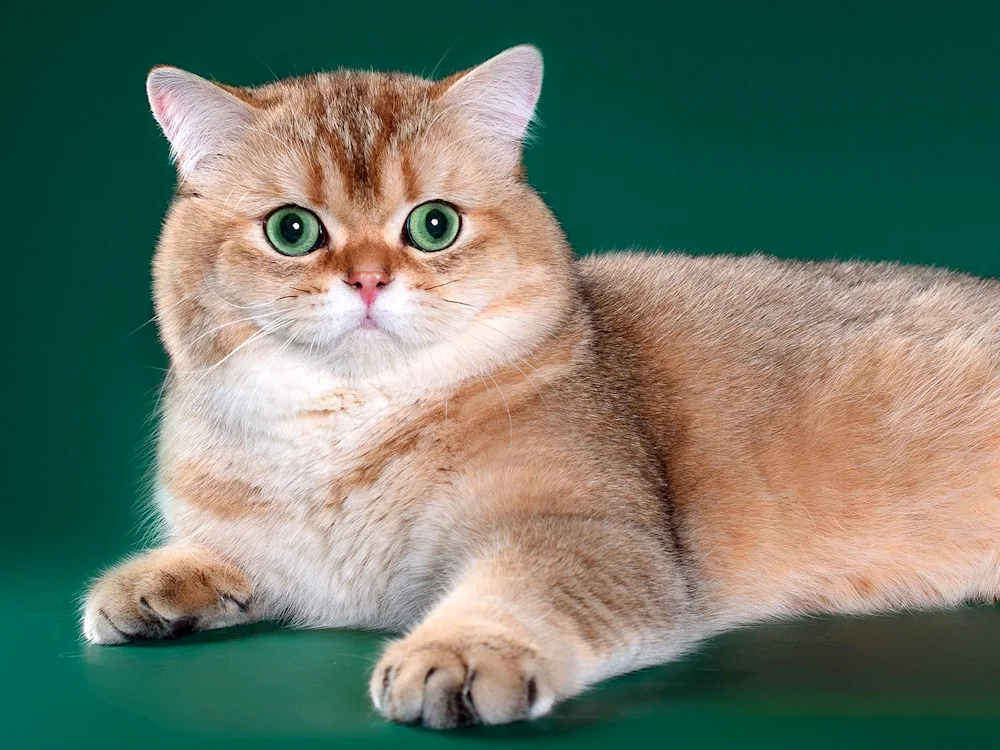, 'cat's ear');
439,45,543,167
146,66,254,178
